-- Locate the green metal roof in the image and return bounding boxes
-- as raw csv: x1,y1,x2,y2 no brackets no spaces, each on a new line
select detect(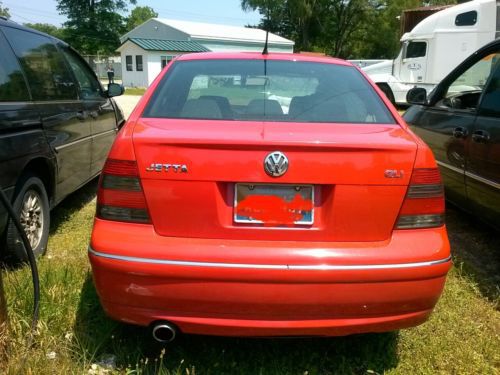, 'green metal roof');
127,38,210,52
